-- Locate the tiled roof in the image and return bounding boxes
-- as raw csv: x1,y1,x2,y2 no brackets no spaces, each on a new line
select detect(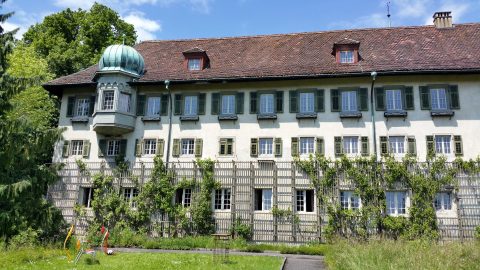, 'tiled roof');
44,23,480,88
